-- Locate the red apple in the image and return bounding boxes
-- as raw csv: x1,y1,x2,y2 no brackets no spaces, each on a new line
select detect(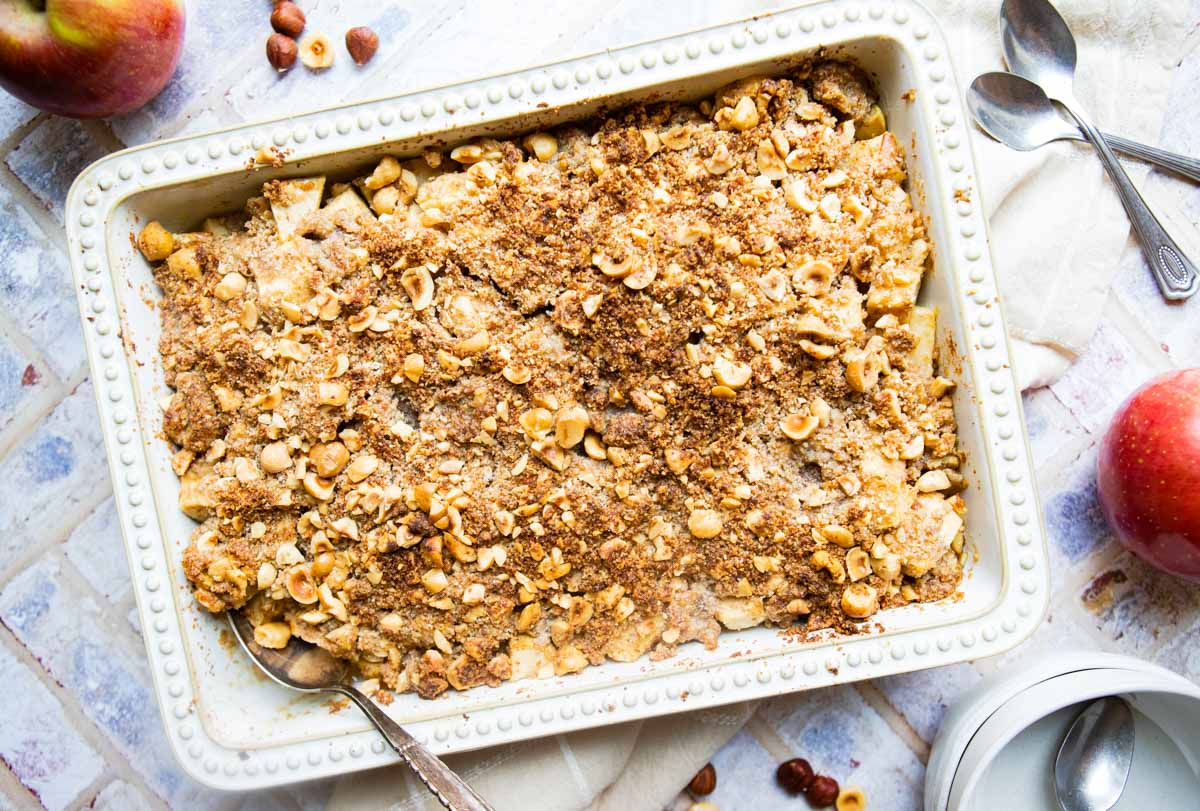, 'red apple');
0,0,184,118
1098,369,1200,582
